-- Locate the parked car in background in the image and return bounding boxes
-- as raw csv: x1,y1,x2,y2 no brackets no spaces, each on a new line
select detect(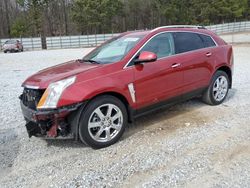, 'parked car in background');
2,40,23,53
20,25,233,149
